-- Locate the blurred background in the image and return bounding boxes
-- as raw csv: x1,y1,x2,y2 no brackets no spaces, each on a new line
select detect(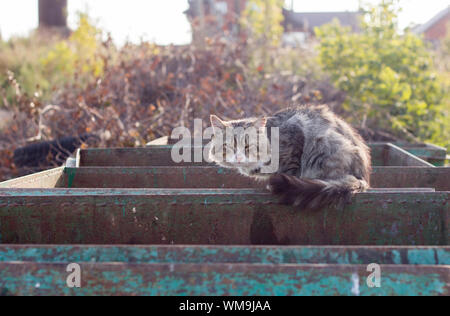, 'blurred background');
0,0,449,180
